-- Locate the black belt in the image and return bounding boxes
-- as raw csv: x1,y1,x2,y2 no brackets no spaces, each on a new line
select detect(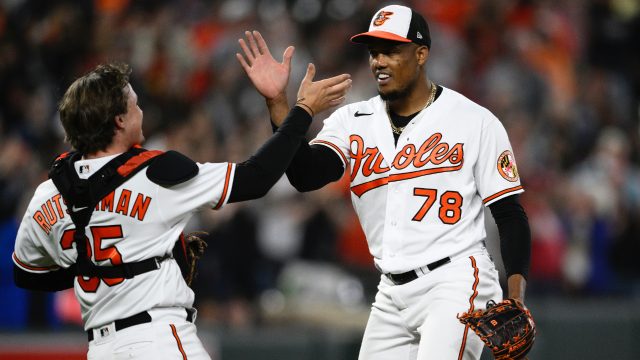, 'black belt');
88,309,195,341
386,256,451,285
